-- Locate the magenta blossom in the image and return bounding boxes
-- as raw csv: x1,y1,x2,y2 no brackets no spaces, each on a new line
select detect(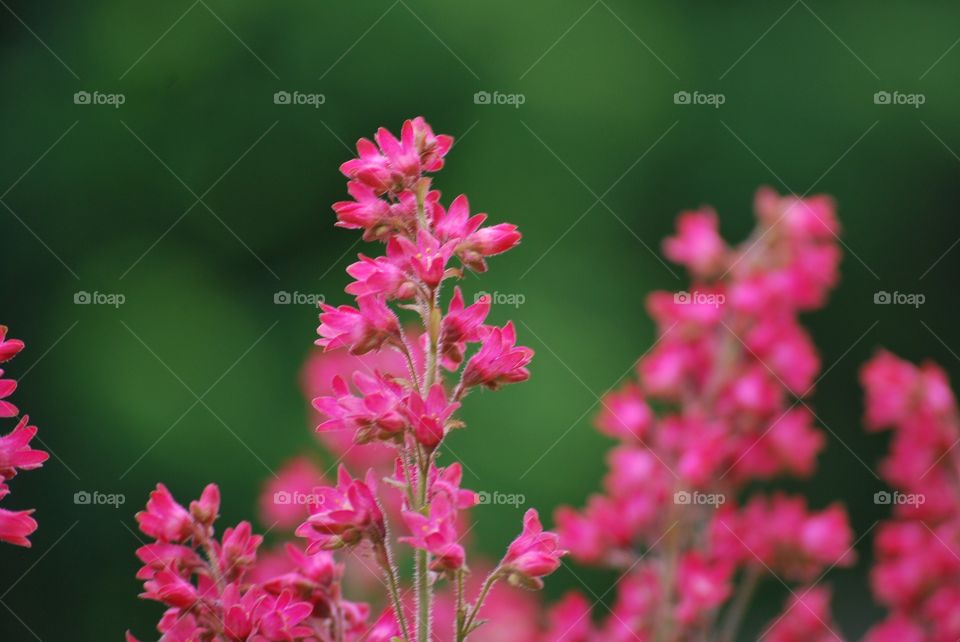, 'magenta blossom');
400,493,466,574
136,483,197,543
462,322,534,390
316,295,400,355
439,287,490,369
0,504,37,547
500,509,566,589
295,466,385,551
402,384,460,449
0,416,48,479
313,372,408,445
433,194,522,272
